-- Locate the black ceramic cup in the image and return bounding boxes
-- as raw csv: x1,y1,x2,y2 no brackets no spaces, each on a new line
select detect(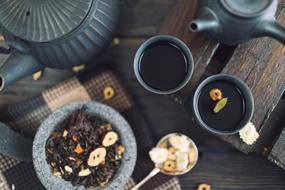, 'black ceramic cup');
133,35,194,95
193,74,254,135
